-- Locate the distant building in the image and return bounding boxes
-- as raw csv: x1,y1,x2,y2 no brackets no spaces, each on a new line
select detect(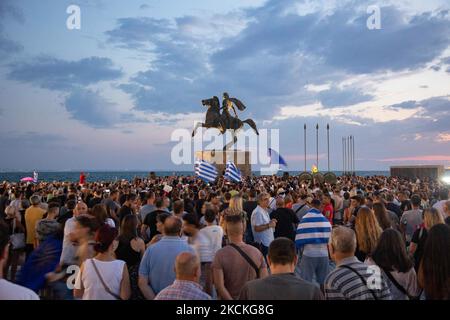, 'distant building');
390,165,445,180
